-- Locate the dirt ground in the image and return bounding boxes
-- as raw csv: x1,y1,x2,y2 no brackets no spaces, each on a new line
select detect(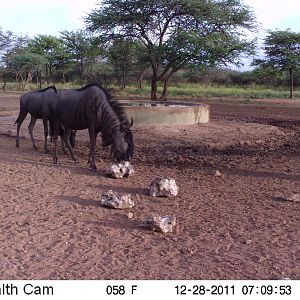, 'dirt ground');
0,92,299,280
